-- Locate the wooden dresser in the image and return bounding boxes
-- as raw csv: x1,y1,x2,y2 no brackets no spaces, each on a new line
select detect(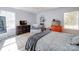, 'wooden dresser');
16,25,30,35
